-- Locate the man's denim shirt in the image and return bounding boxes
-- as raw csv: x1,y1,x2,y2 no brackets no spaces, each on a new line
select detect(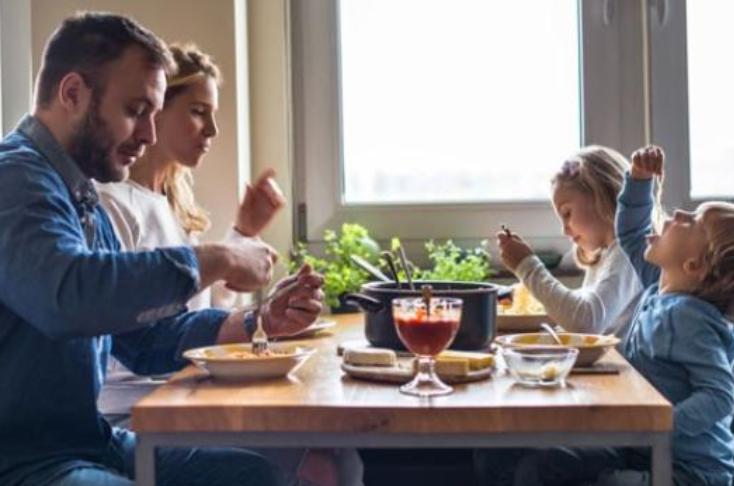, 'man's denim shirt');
0,115,228,481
